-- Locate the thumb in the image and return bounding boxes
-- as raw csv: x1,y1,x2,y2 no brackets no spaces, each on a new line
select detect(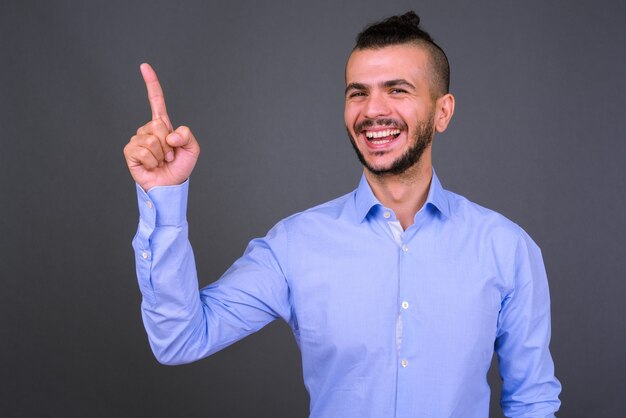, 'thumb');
167,126,199,153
